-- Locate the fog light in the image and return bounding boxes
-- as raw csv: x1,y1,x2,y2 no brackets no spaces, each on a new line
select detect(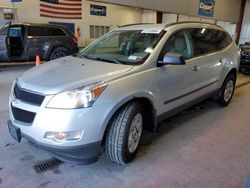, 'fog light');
44,130,83,143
